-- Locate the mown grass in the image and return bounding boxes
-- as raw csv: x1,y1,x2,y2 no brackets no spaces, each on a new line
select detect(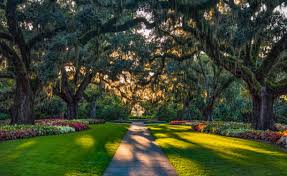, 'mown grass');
0,123,129,176
148,124,287,176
